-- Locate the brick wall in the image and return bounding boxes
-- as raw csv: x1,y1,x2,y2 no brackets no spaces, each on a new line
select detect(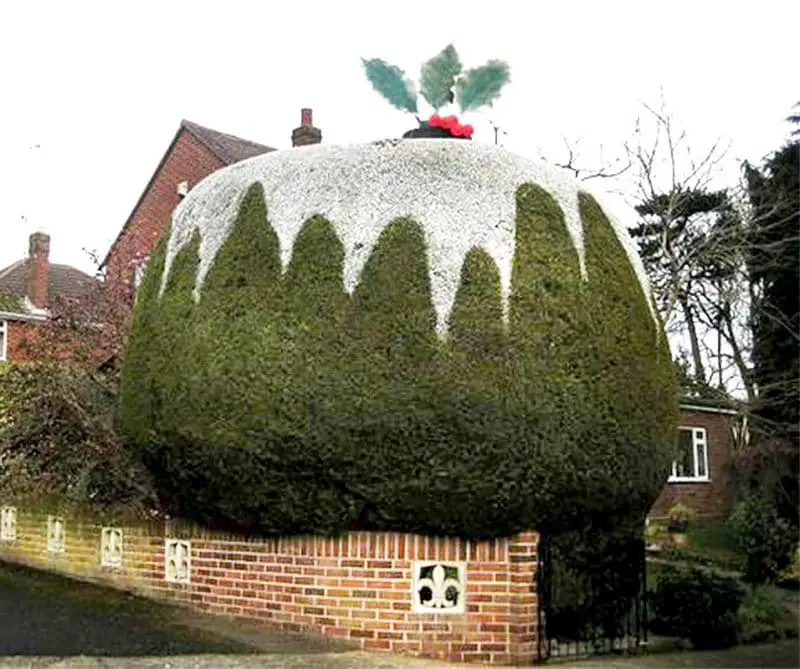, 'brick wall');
0,509,540,665
1,319,105,365
649,407,736,520
104,129,224,301
3,320,37,363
